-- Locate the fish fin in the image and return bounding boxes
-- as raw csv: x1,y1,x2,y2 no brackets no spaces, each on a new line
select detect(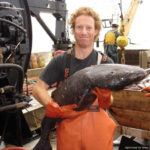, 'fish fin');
33,116,57,150
76,89,89,110
76,89,96,110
